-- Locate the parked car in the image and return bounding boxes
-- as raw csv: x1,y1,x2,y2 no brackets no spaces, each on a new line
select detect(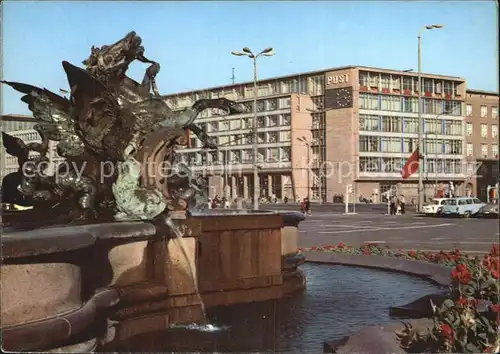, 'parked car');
476,203,499,218
440,197,486,218
421,198,451,216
